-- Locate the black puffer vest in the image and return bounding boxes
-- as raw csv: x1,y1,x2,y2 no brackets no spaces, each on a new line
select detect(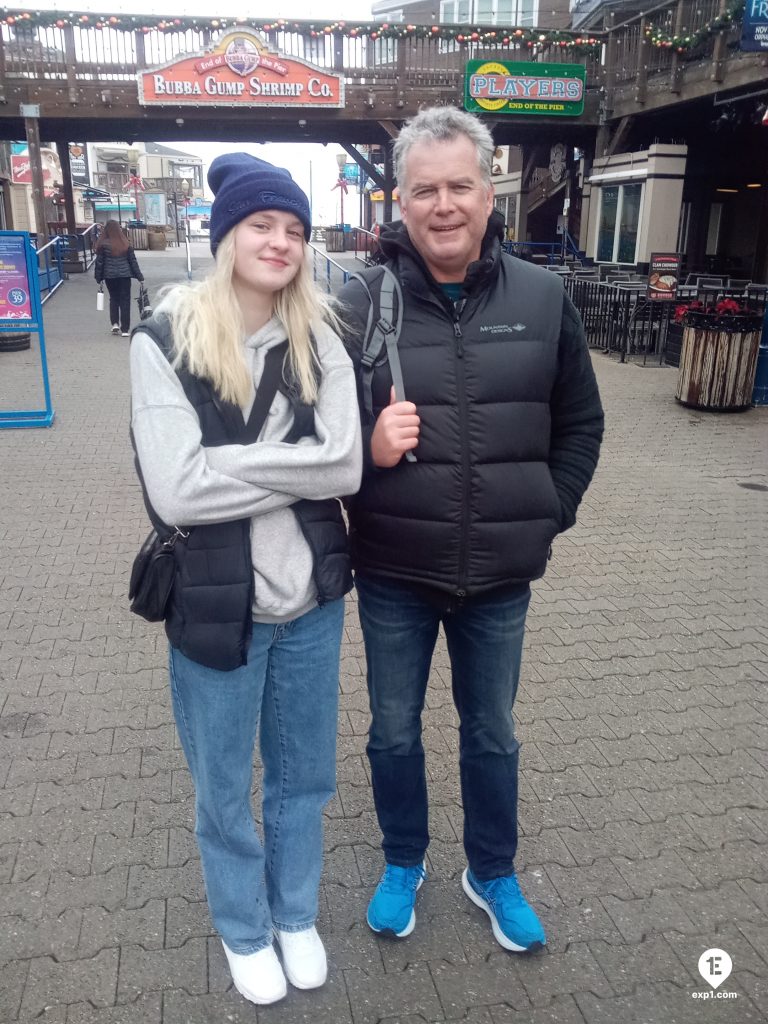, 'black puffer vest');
339,218,578,596
132,315,352,671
